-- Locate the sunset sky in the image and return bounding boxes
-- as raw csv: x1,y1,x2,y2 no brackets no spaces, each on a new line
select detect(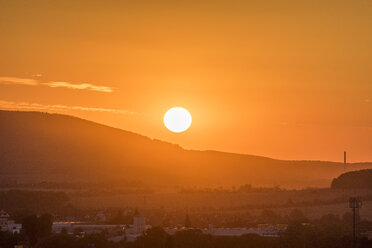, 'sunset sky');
0,0,371,162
